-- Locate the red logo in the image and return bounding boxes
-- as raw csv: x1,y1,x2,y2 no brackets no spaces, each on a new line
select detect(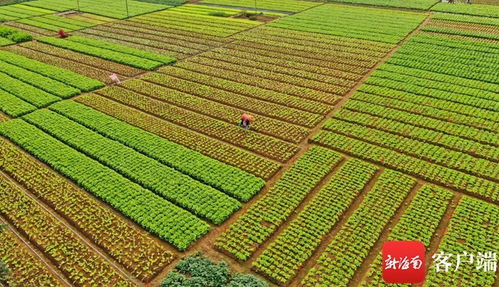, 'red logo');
382,241,425,283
